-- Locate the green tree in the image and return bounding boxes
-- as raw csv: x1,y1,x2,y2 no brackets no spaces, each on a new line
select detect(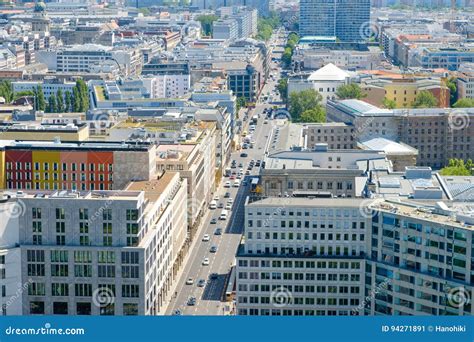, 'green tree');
300,108,325,123
453,98,474,108
412,90,438,108
282,47,293,66
73,80,89,112
65,90,72,112
440,158,473,176
56,89,64,113
446,77,457,107
35,85,46,111
47,94,57,113
236,97,246,113
382,97,397,109
73,87,81,112
196,14,218,36
256,12,280,41
277,78,288,100
335,83,365,100
13,90,34,100
288,89,323,121
0,80,13,103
